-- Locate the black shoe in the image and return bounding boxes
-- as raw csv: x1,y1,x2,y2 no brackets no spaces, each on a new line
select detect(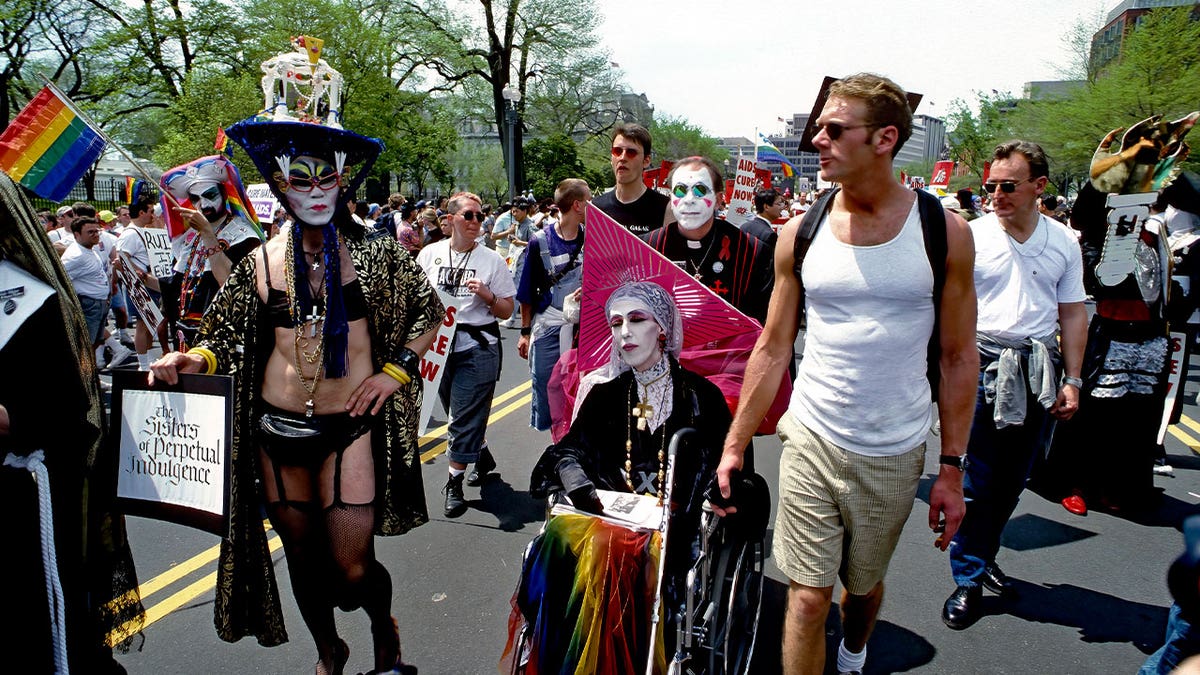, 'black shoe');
942,585,980,630
443,474,467,518
981,562,1015,596
467,447,497,486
